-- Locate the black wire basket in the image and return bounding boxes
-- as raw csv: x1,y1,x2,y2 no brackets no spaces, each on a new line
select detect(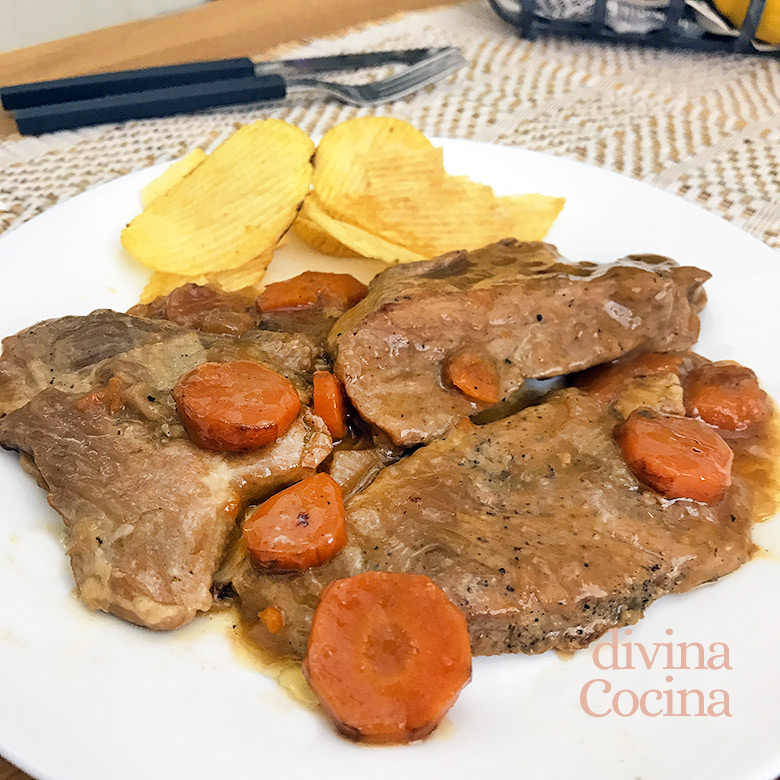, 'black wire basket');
489,0,779,55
